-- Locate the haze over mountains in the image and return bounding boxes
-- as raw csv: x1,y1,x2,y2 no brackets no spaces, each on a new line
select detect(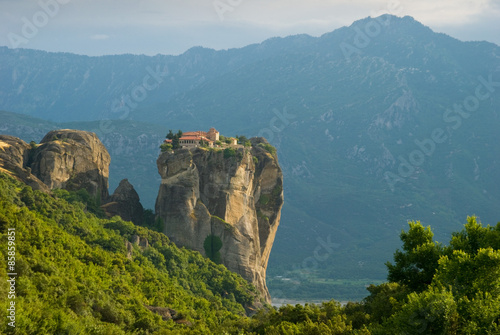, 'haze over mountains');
1,14,499,300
